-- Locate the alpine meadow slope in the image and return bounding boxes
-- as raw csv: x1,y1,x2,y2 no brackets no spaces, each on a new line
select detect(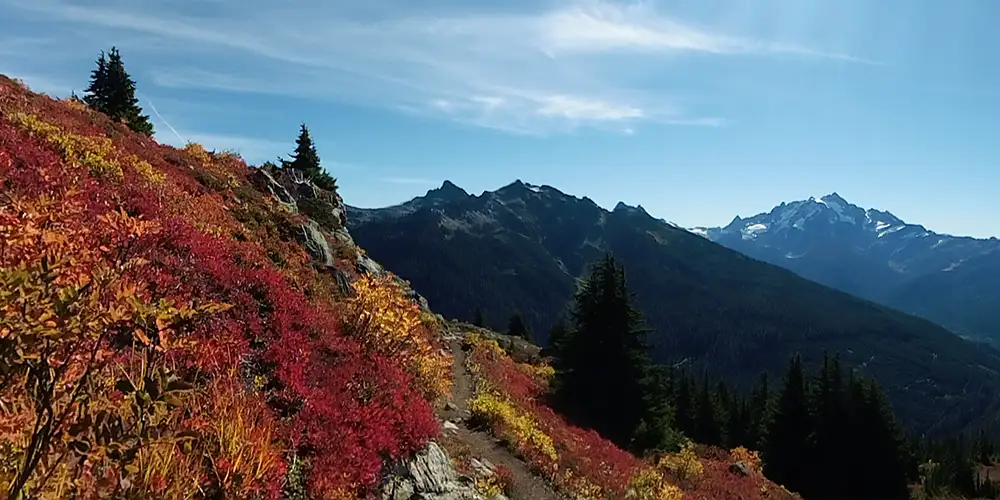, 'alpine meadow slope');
690,193,1000,345
0,74,453,498
348,180,1000,437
